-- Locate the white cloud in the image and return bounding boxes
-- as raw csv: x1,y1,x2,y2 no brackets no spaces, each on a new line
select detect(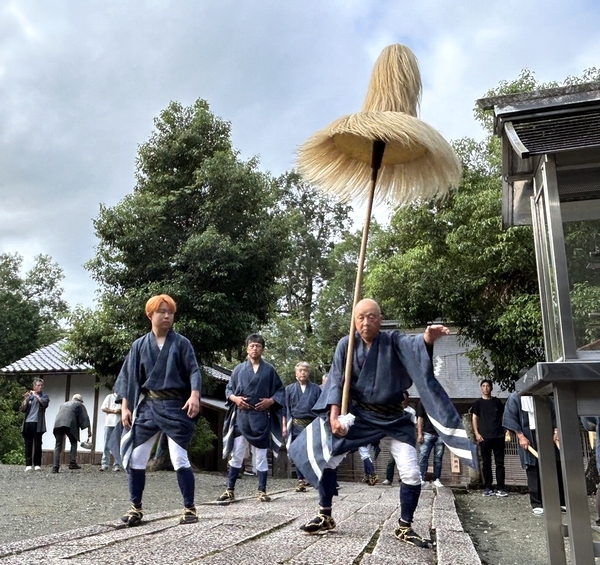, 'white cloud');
0,0,599,309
